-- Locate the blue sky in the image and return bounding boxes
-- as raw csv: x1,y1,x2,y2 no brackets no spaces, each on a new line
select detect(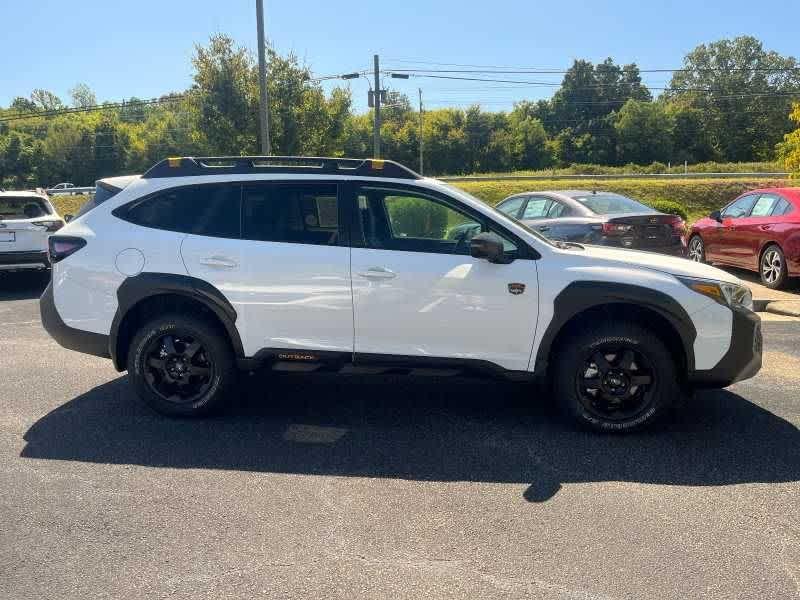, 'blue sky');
1,0,797,112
